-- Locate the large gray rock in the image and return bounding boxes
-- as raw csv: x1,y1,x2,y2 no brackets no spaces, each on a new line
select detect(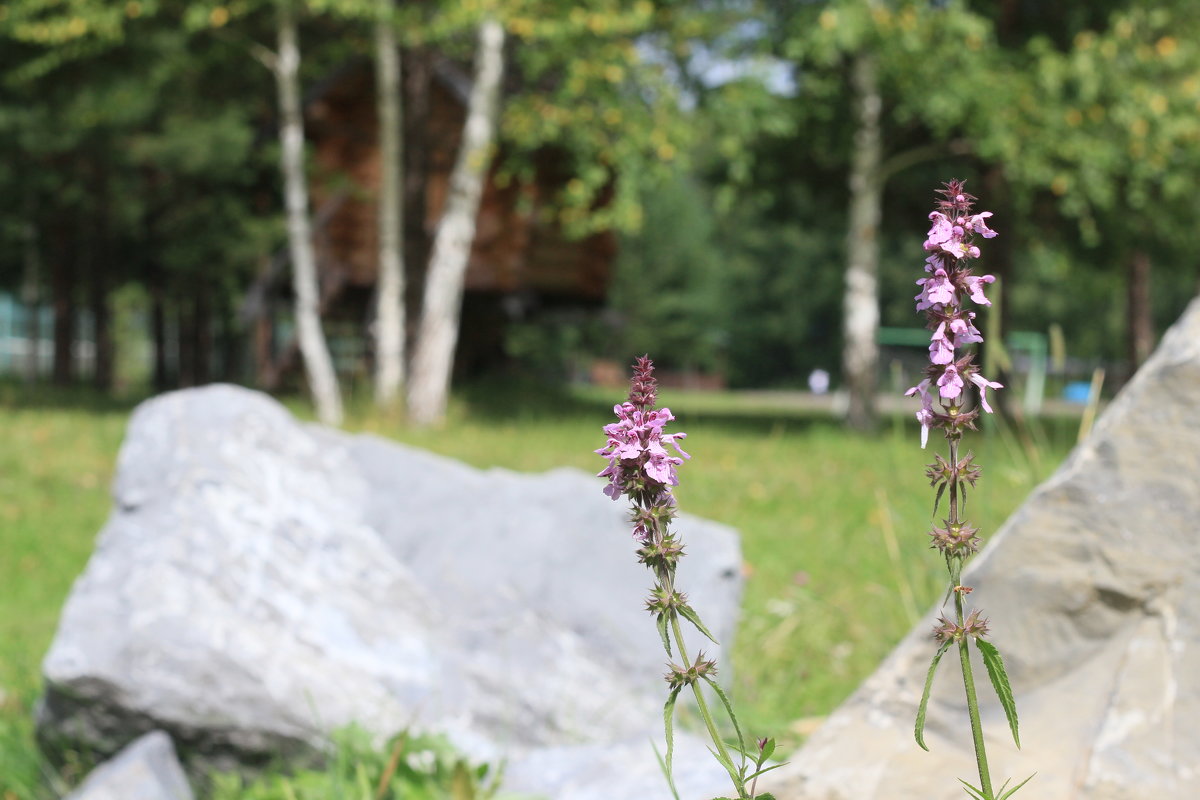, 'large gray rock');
38,385,740,799
65,731,192,800
765,298,1200,799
